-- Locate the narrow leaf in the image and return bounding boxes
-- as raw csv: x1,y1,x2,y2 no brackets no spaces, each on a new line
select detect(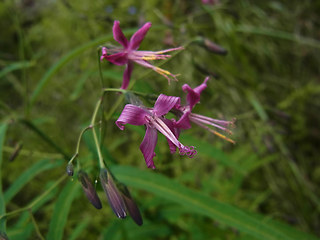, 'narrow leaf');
112,165,318,240
47,180,80,240
4,159,64,203
0,123,8,232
